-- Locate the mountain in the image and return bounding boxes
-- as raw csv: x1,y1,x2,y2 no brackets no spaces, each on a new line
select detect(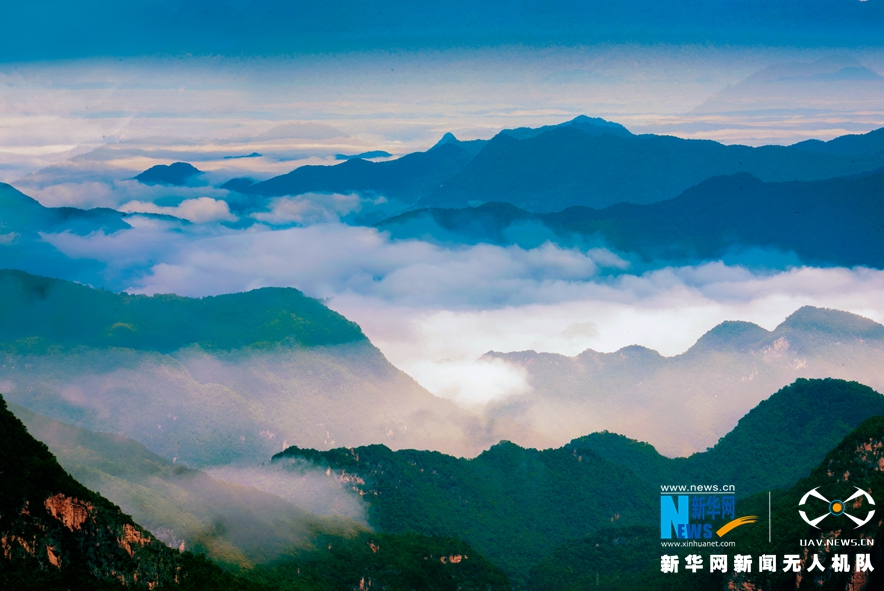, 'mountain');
529,411,884,590
581,378,884,495
334,150,392,160
0,392,509,590
694,56,884,125
241,118,884,212
0,182,135,287
270,379,884,588
500,115,633,140
0,270,503,465
273,436,655,588
416,127,884,211
135,162,203,186
378,168,884,268
241,141,475,205
0,394,264,591
271,378,884,589
9,403,364,569
248,531,511,591
482,306,884,456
